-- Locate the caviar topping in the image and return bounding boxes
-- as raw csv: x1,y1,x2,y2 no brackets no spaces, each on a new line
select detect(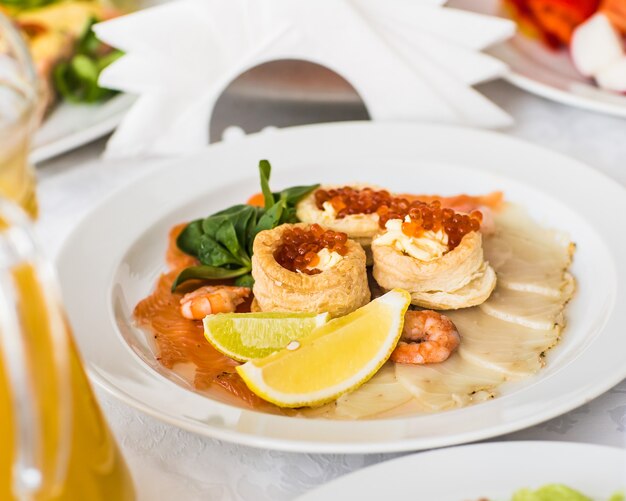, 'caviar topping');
314,187,394,218
313,186,482,250
377,199,482,250
275,224,349,275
